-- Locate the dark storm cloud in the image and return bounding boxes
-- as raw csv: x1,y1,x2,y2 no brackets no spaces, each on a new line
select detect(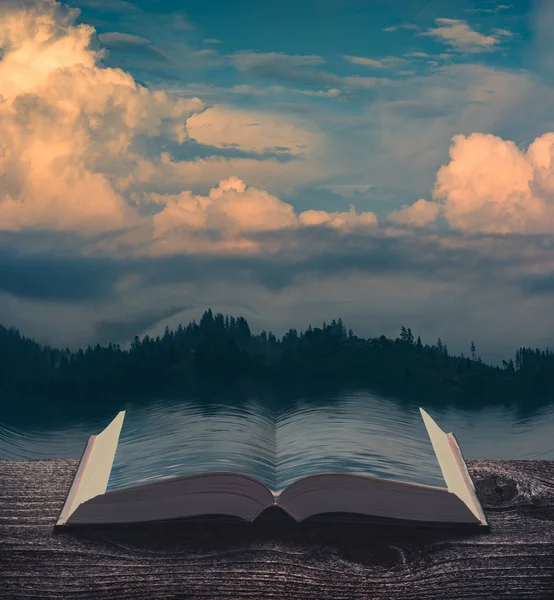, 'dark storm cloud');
518,270,554,296
0,228,549,306
0,245,125,302
137,227,518,292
